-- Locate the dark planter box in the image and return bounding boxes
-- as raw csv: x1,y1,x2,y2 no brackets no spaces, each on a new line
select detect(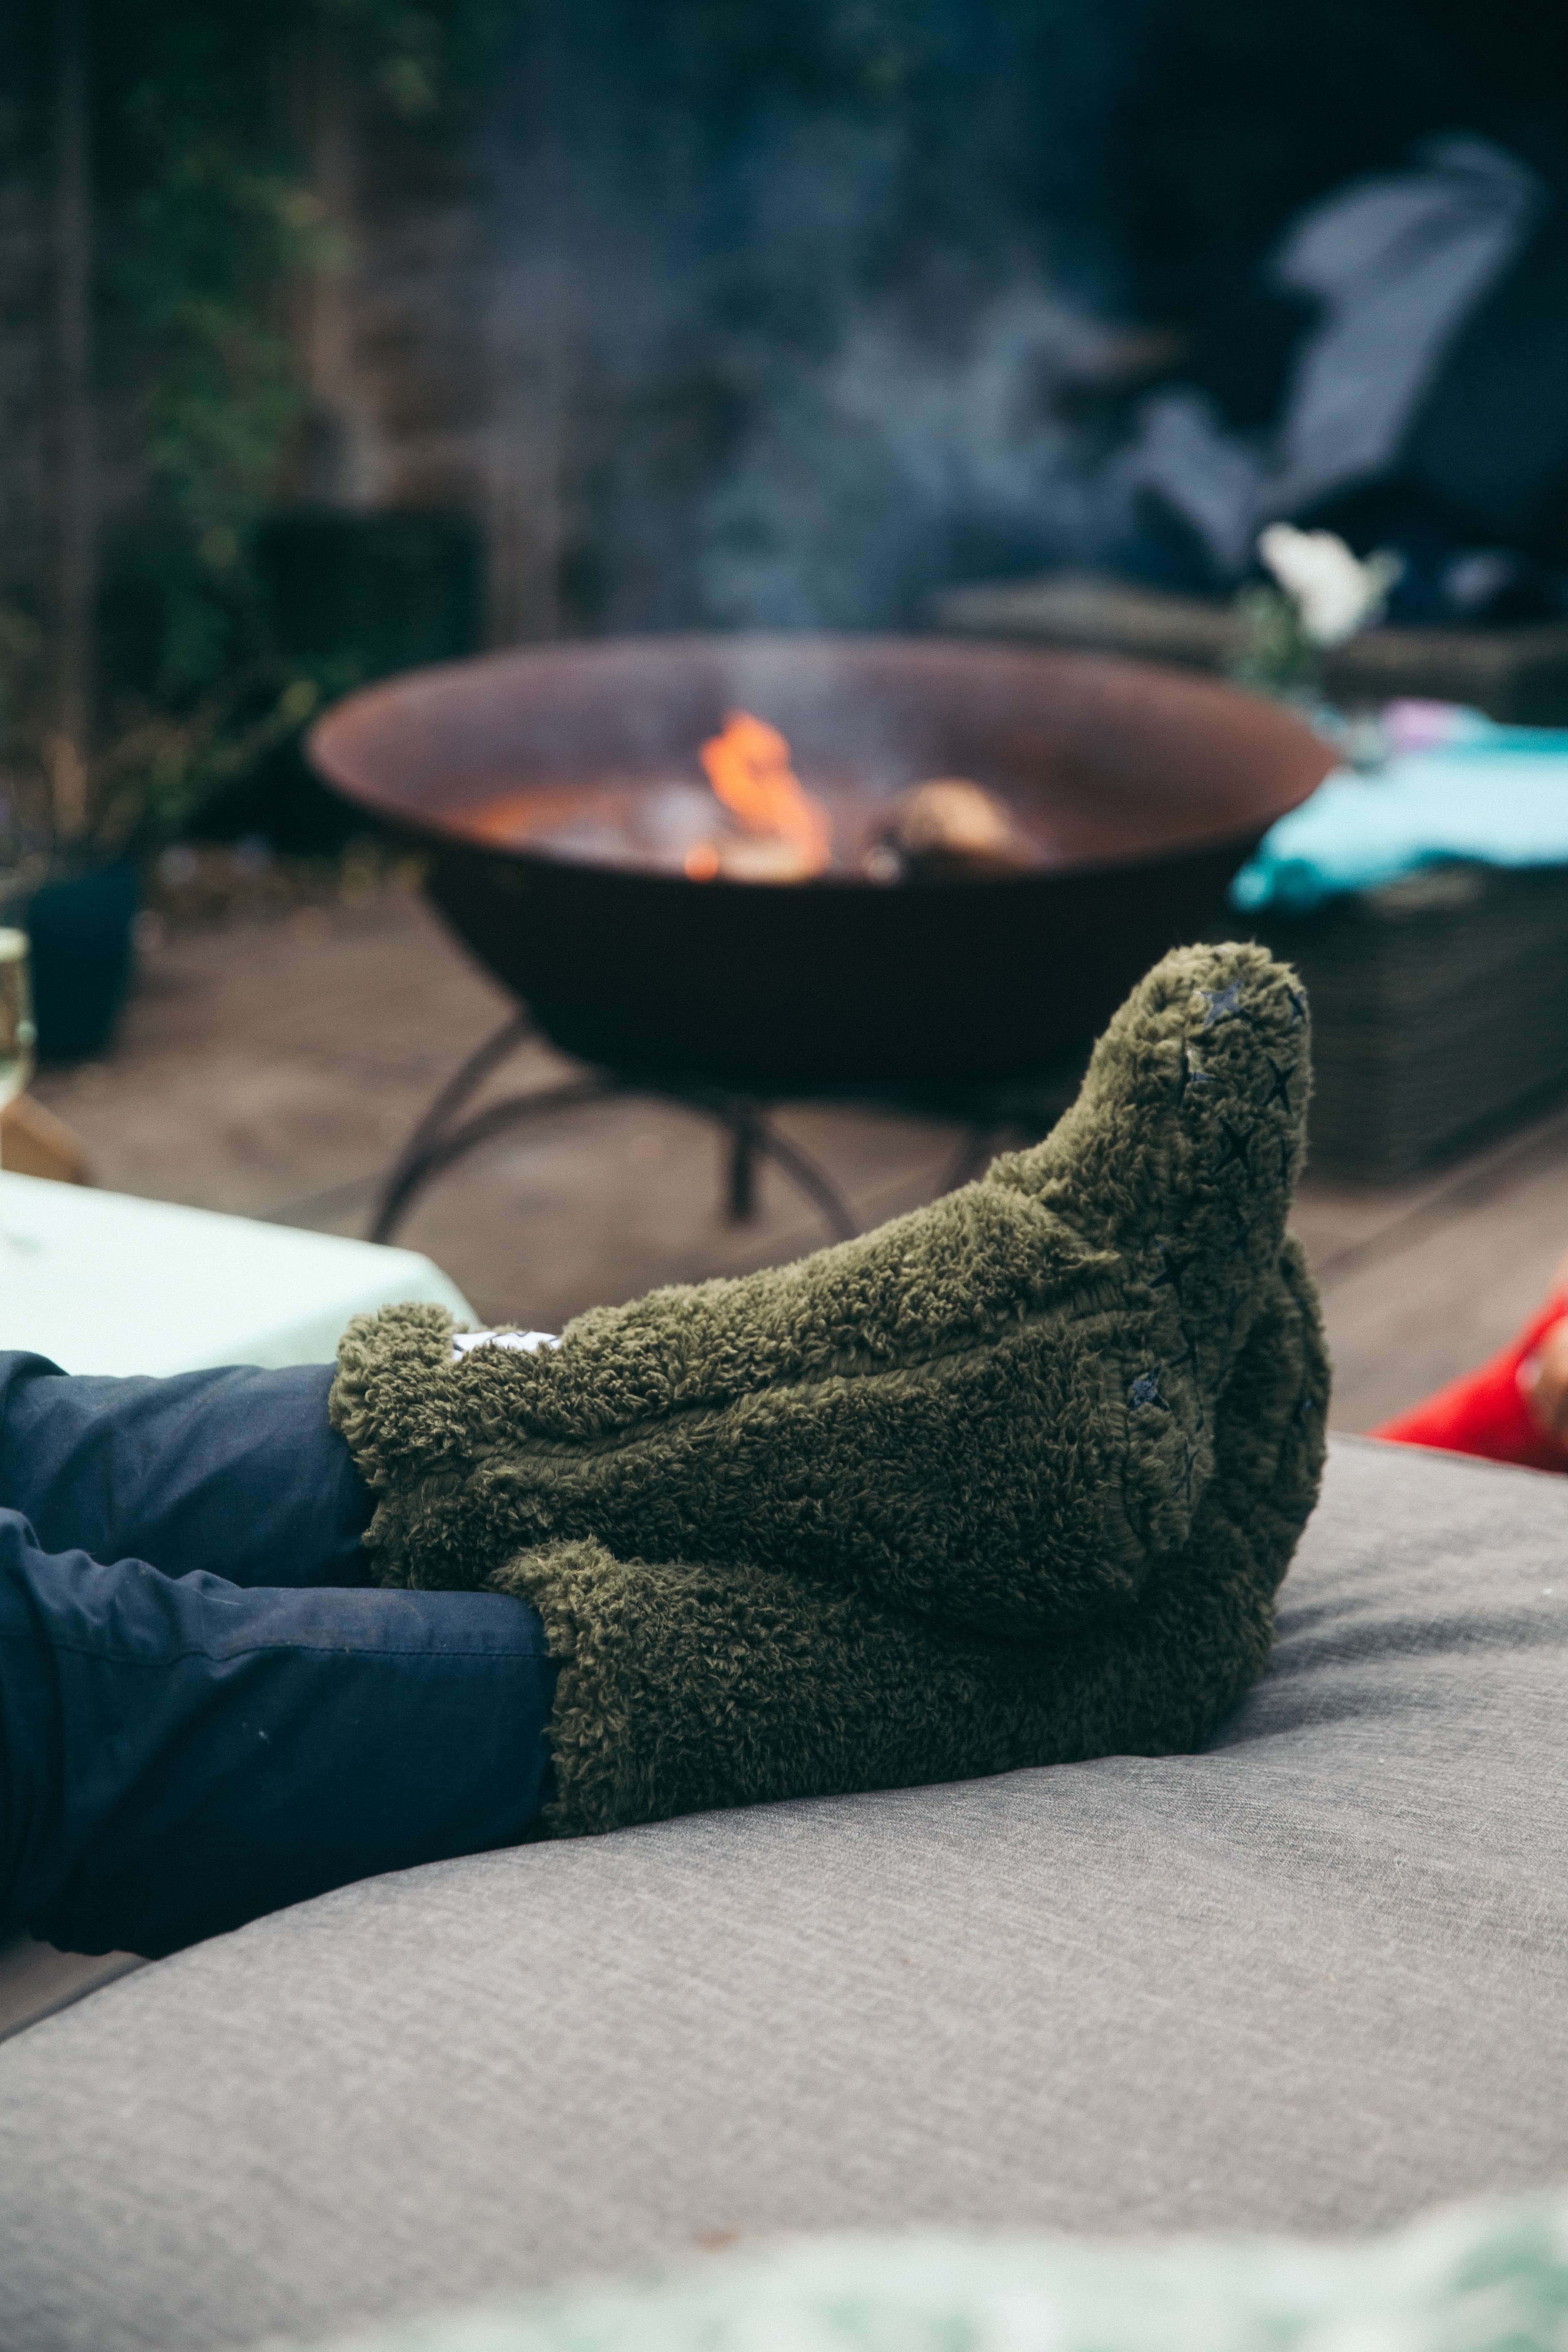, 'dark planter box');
14,862,138,1064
